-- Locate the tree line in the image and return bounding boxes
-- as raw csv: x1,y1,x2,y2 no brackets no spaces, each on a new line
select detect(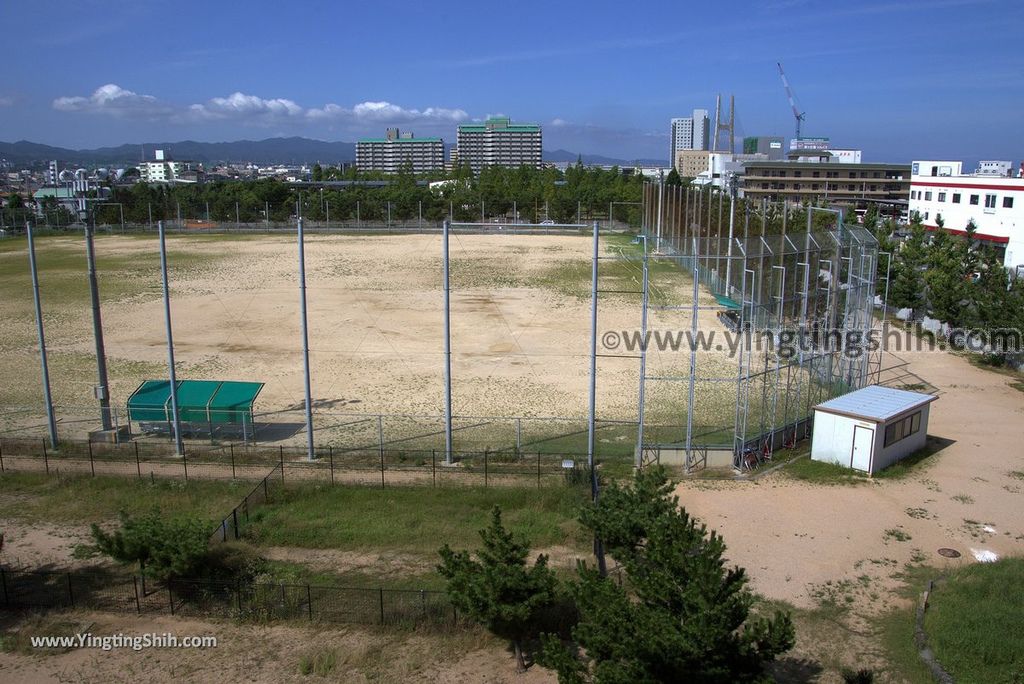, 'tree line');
69,164,646,226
